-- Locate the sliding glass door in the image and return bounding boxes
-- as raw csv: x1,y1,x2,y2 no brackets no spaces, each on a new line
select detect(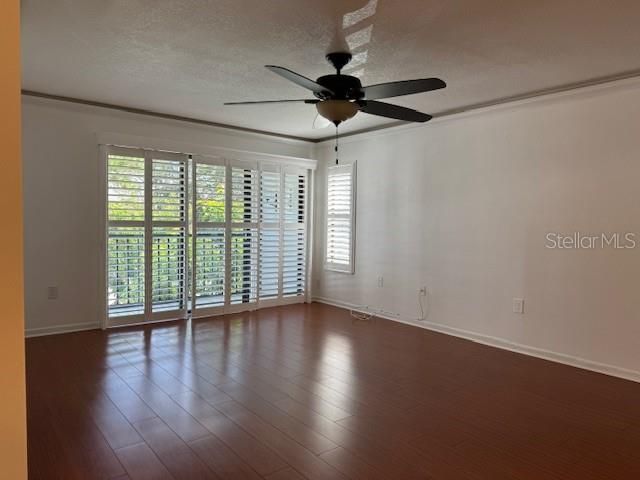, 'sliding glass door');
106,148,189,326
105,147,309,327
